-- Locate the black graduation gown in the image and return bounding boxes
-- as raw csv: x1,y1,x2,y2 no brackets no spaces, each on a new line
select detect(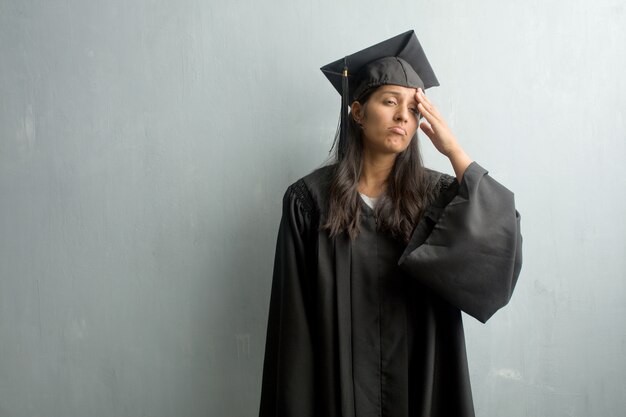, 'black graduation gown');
258,162,523,417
